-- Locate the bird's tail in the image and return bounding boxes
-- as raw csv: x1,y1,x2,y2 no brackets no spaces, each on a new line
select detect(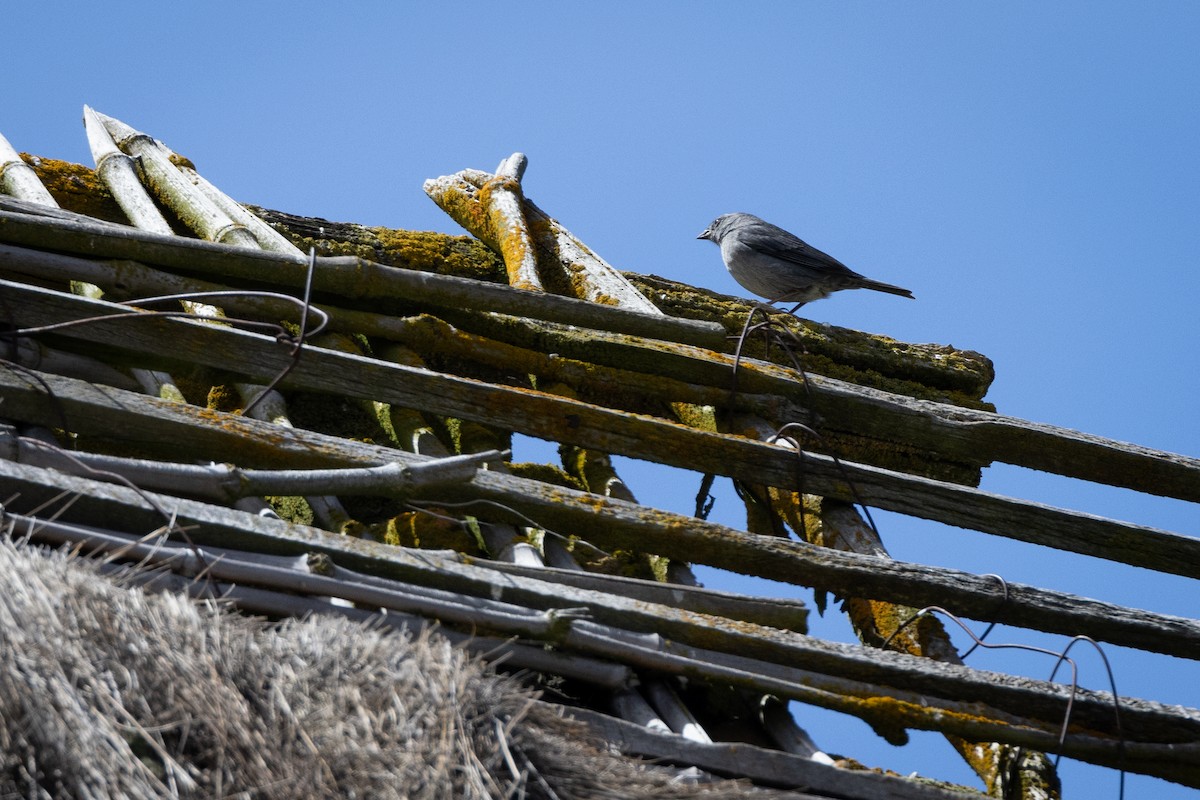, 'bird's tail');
858,278,914,299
